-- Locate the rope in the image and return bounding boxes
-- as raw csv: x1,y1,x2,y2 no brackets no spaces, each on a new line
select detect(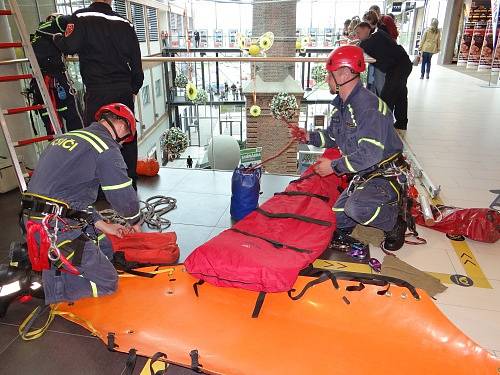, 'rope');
99,195,177,232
